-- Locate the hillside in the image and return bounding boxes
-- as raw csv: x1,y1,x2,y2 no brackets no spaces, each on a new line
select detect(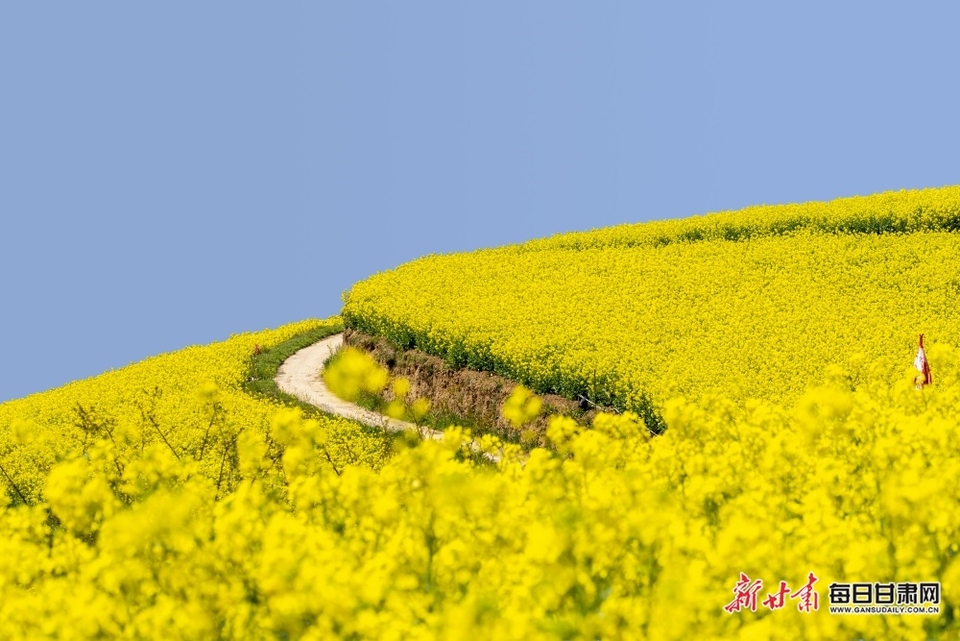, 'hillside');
343,186,960,430
2,188,960,639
